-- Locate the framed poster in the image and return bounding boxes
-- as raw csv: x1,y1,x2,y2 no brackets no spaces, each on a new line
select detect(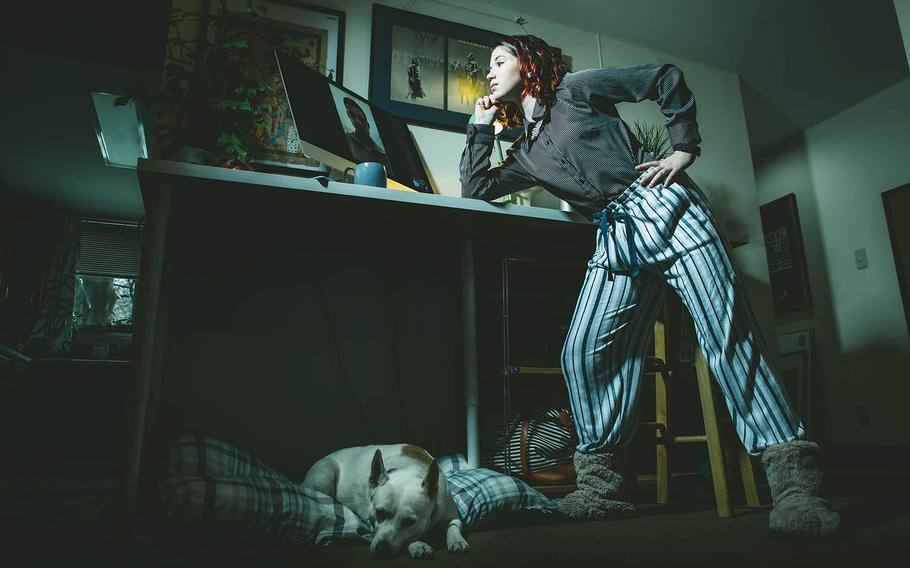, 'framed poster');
225,0,345,81
882,183,910,336
778,328,814,438
760,193,813,313
222,0,345,165
370,4,563,137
